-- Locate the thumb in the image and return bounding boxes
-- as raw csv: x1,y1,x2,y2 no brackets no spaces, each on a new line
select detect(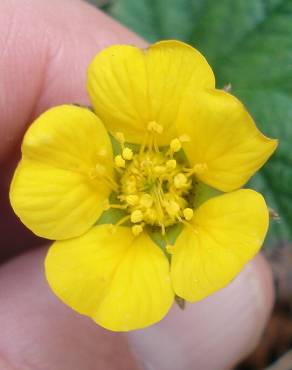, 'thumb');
127,254,274,370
